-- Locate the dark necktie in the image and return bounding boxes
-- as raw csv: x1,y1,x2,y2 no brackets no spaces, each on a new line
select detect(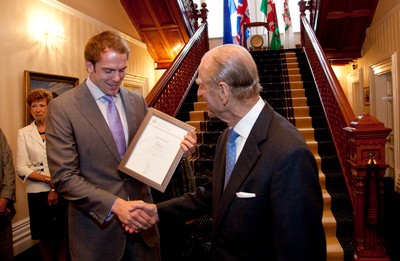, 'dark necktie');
103,95,126,158
224,128,239,188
